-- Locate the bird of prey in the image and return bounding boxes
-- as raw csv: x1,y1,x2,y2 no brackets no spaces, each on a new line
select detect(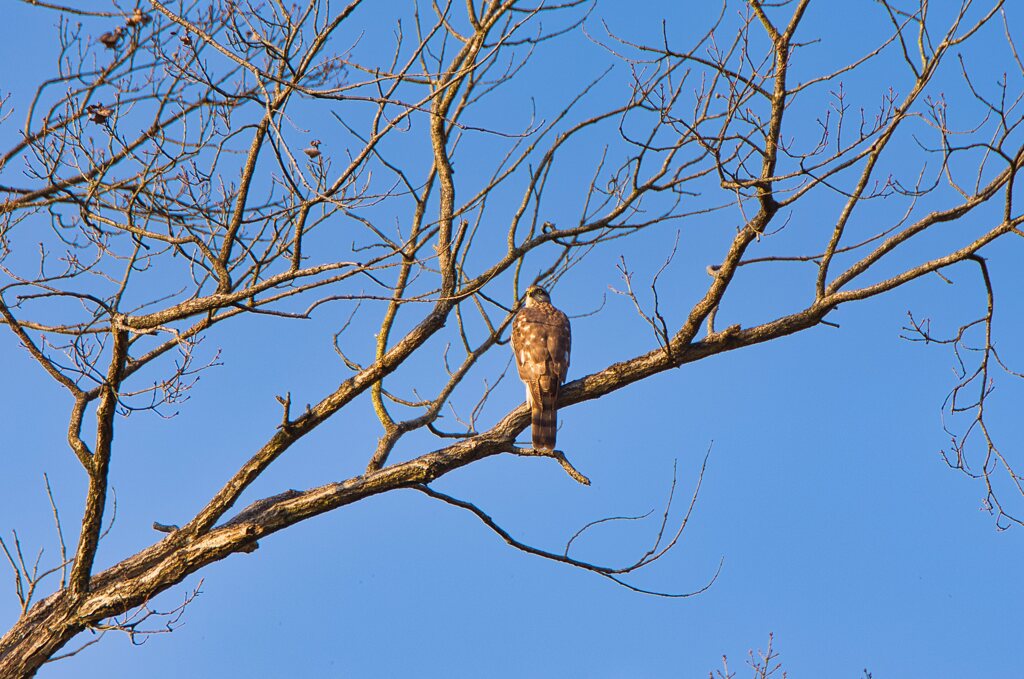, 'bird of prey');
511,285,571,451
